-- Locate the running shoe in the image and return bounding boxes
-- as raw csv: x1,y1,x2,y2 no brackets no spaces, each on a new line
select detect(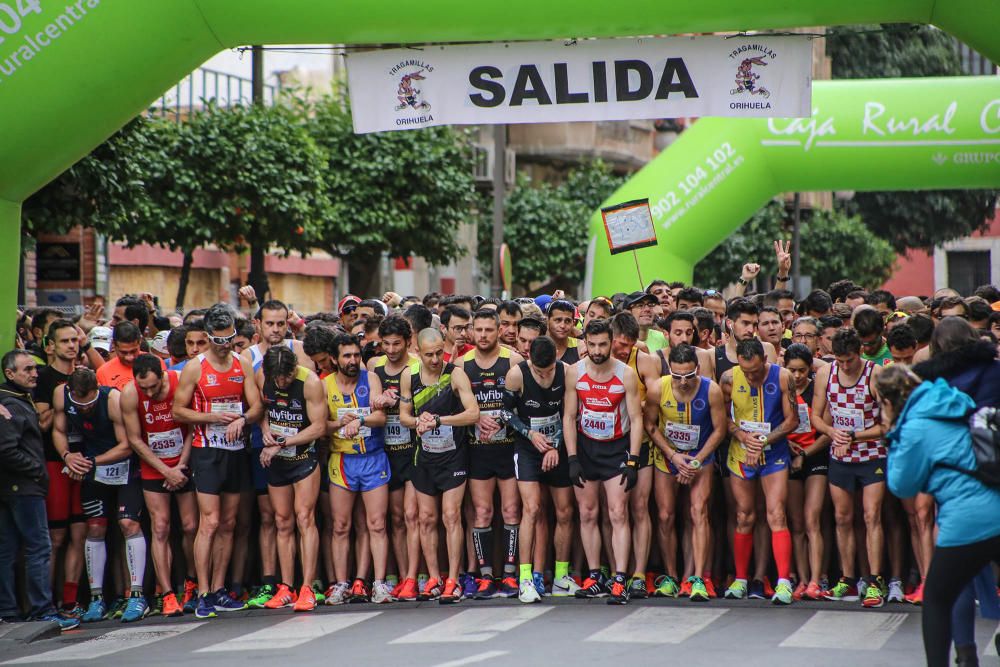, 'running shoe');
645,572,656,596
679,578,693,597
108,597,127,620
439,578,462,605
628,576,648,599
458,573,478,599
82,597,107,623
182,579,198,614
348,578,370,603
857,577,868,599
162,592,184,617
532,572,547,597
519,579,541,603
863,578,885,608
371,580,394,604
804,581,823,600
294,585,316,612
771,581,794,606
194,594,216,619
147,594,163,617
704,577,717,599
607,576,628,606
747,579,766,600
396,578,418,602
474,576,498,600
575,576,606,598
724,579,748,600
819,575,830,594
497,576,519,598
823,577,859,602
248,584,276,609
35,613,81,631
62,603,84,619
325,581,350,605
689,577,709,602
904,582,924,605
762,577,775,597
551,574,581,597
214,589,247,612
417,573,429,592
887,578,904,603
792,580,807,601
121,594,149,623
417,577,442,602
264,583,297,609
654,575,679,598
312,581,326,604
